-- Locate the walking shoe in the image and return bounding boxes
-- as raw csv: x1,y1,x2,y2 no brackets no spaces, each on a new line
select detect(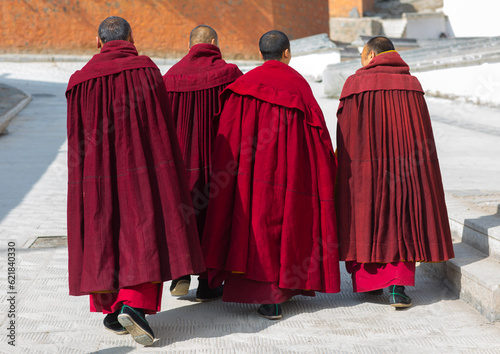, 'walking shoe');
365,289,384,296
388,285,412,308
196,278,223,302
257,304,282,320
103,309,128,335
117,305,155,346
170,275,191,296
